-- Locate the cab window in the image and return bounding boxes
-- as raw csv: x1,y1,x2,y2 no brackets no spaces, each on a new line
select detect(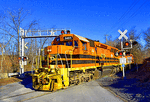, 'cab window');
74,41,78,47
66,42,72,46
82,41,87,50
58,42,64,45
